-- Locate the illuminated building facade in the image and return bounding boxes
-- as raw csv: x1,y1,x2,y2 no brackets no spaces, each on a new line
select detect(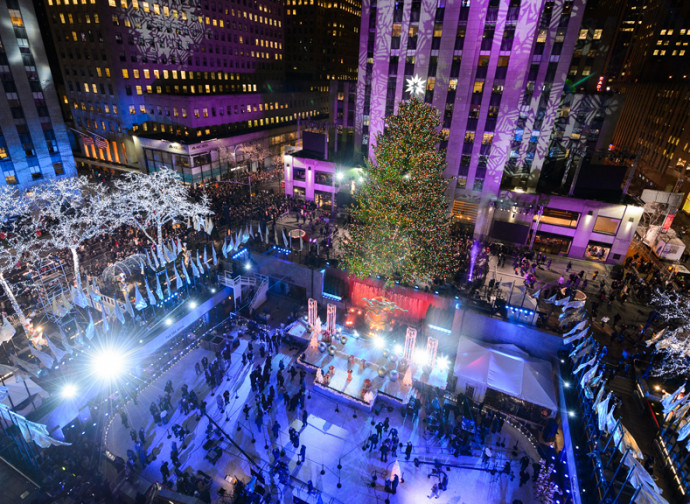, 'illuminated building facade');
42,0,328,183
354,0,587,237
608,0,690,208
0,0,76,188
284,0,361,83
